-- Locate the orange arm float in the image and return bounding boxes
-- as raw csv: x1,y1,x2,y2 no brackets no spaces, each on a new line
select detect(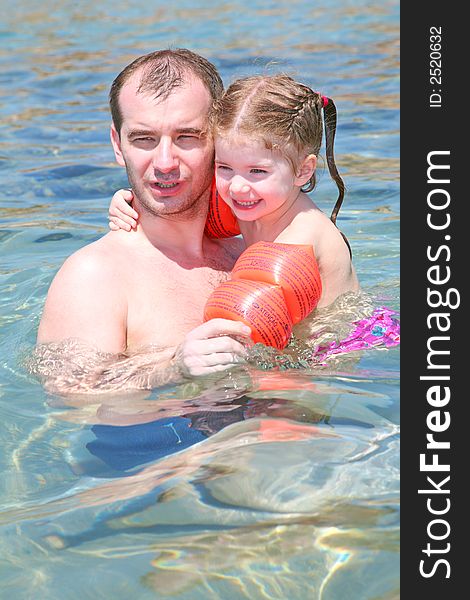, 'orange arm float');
204,178,241,238
204,241,322,349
